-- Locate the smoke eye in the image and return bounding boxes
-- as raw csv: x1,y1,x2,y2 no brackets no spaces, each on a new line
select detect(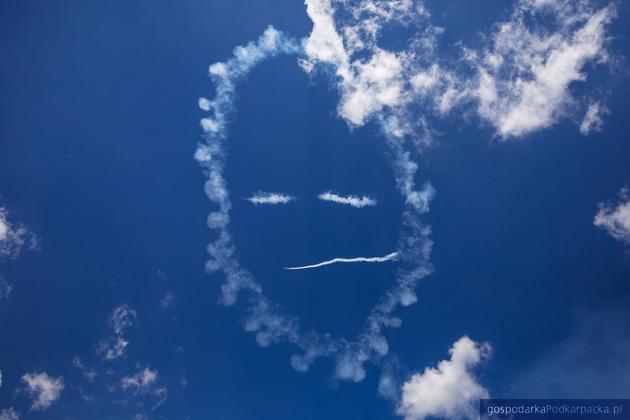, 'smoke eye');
245,192,296,206
317,192,377,208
